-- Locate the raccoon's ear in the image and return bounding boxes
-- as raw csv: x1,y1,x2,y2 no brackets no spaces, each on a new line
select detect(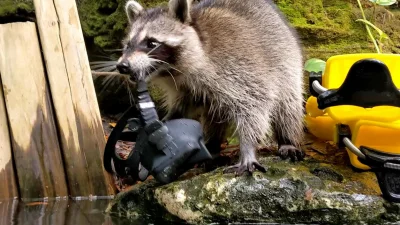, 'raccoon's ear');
125,1,144,24
168,0,193,23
